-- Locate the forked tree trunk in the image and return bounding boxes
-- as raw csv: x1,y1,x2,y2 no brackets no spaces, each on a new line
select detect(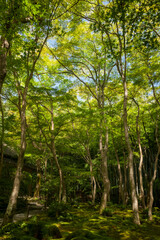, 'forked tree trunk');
99,129,110,214
2,95,27,225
